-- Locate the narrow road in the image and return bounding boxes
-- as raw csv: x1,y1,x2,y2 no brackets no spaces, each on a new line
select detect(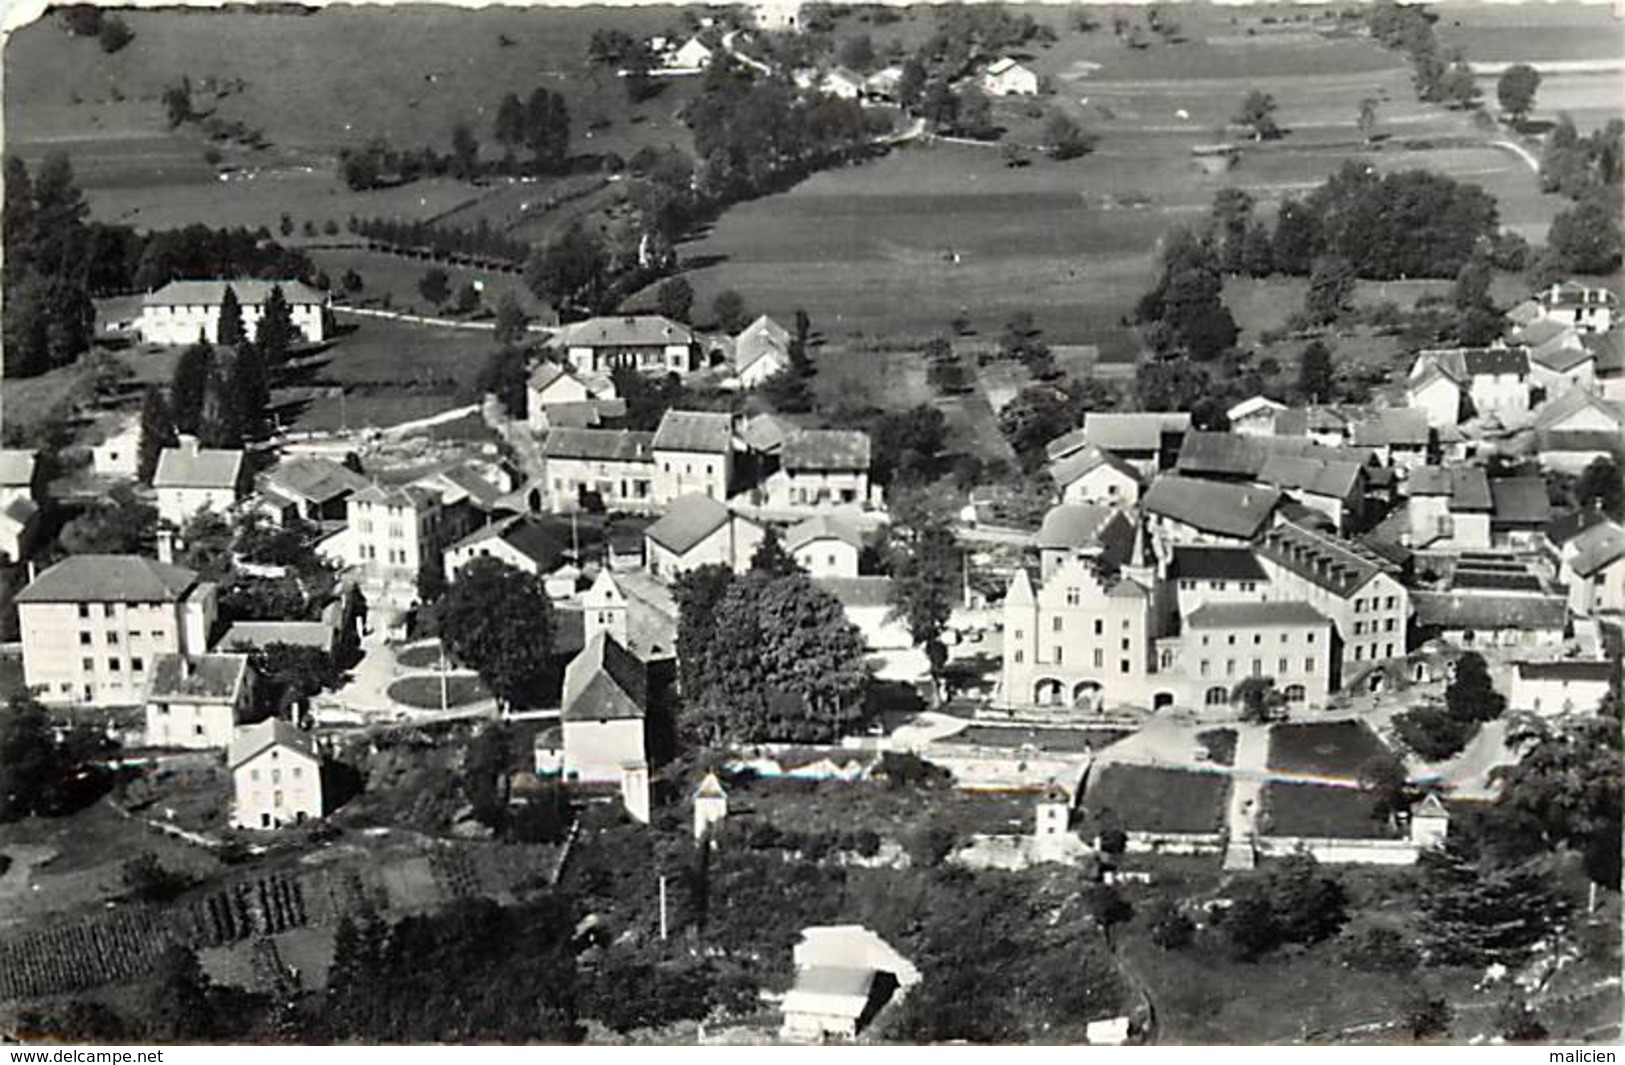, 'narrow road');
1488,138,1541,175
333,303,553,334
